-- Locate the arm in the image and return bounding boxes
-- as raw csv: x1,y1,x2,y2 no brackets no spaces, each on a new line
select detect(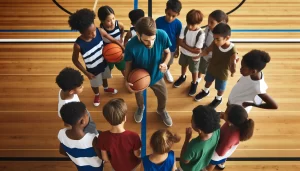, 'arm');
229,53,238,77
178,39,201,54
99,28,125,51
243,93,278,109
201,42,214,56
139,161,144,171
124,31,132,47
72,44,95,79
59,143,68,157
159,48,171,73
134,149,141,158
101,150,110,163
180,127,192,164
92,137,102,159
172,154,177,171
118,22,125,44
